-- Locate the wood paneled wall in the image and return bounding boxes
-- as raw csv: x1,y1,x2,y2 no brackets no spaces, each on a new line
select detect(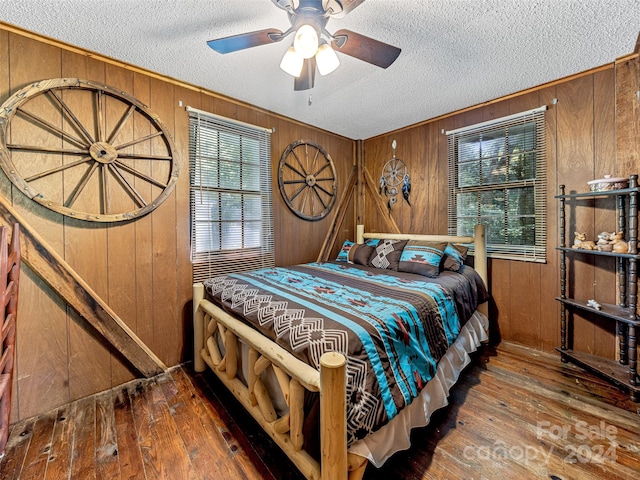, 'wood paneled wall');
2,21,637,424
362,55,639,360
0,24,355,422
